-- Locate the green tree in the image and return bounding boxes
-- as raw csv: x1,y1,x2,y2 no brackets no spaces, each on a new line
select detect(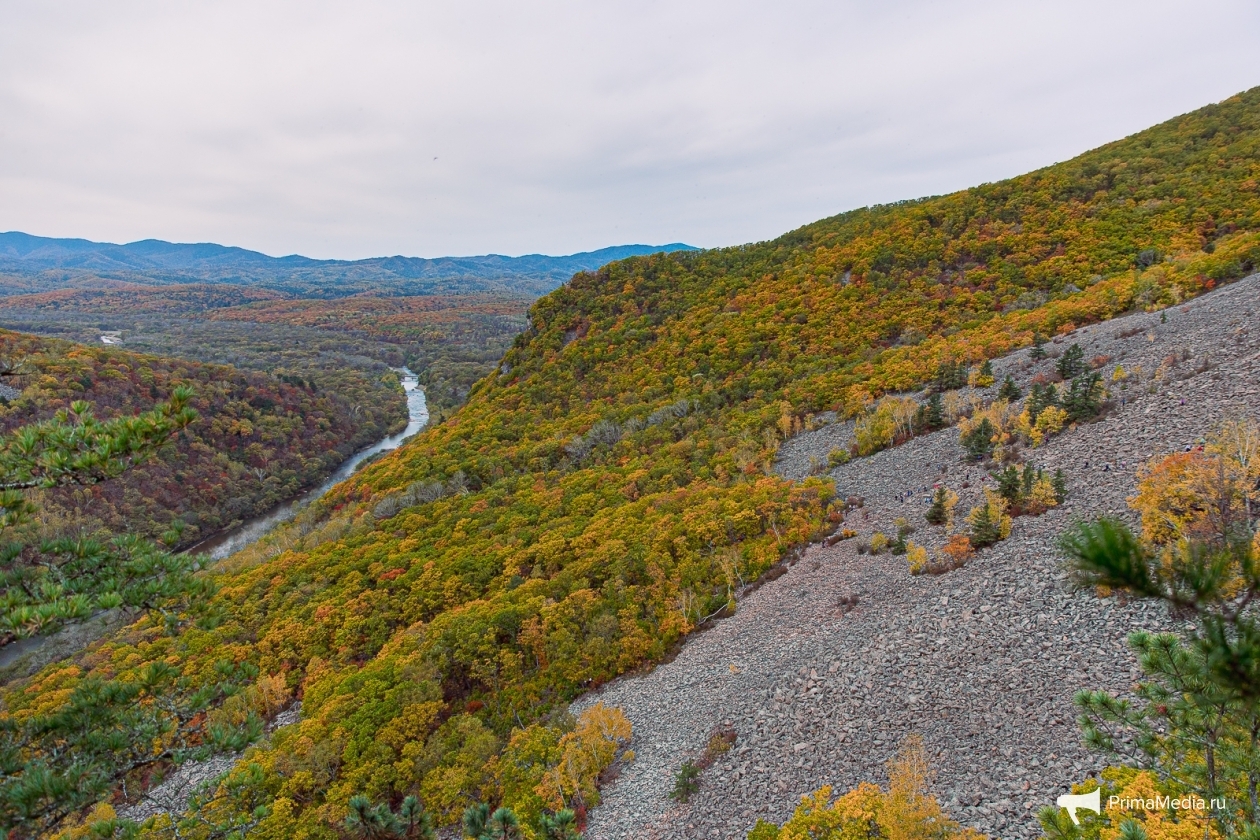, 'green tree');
1056,343,1087,380
935,360,967,391
1063,371,1104,421
968,495,1007,548
347,795,436,839
998,375,1022,402
463,804,491,839
1030,334,1048,361
0,387,195,525
925,391,944,428
1021,463,1037,500
961,418,996,460
670,761,701,803
1052,468,1068,502
1058,518,1260,833
996,465,1022,505
0,386,264,837
0,387,201,644
0,659,263,835
462,804,522,840
1027,383,1060,422
485,808,523,840
925,487,949,526
537,809,581,840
